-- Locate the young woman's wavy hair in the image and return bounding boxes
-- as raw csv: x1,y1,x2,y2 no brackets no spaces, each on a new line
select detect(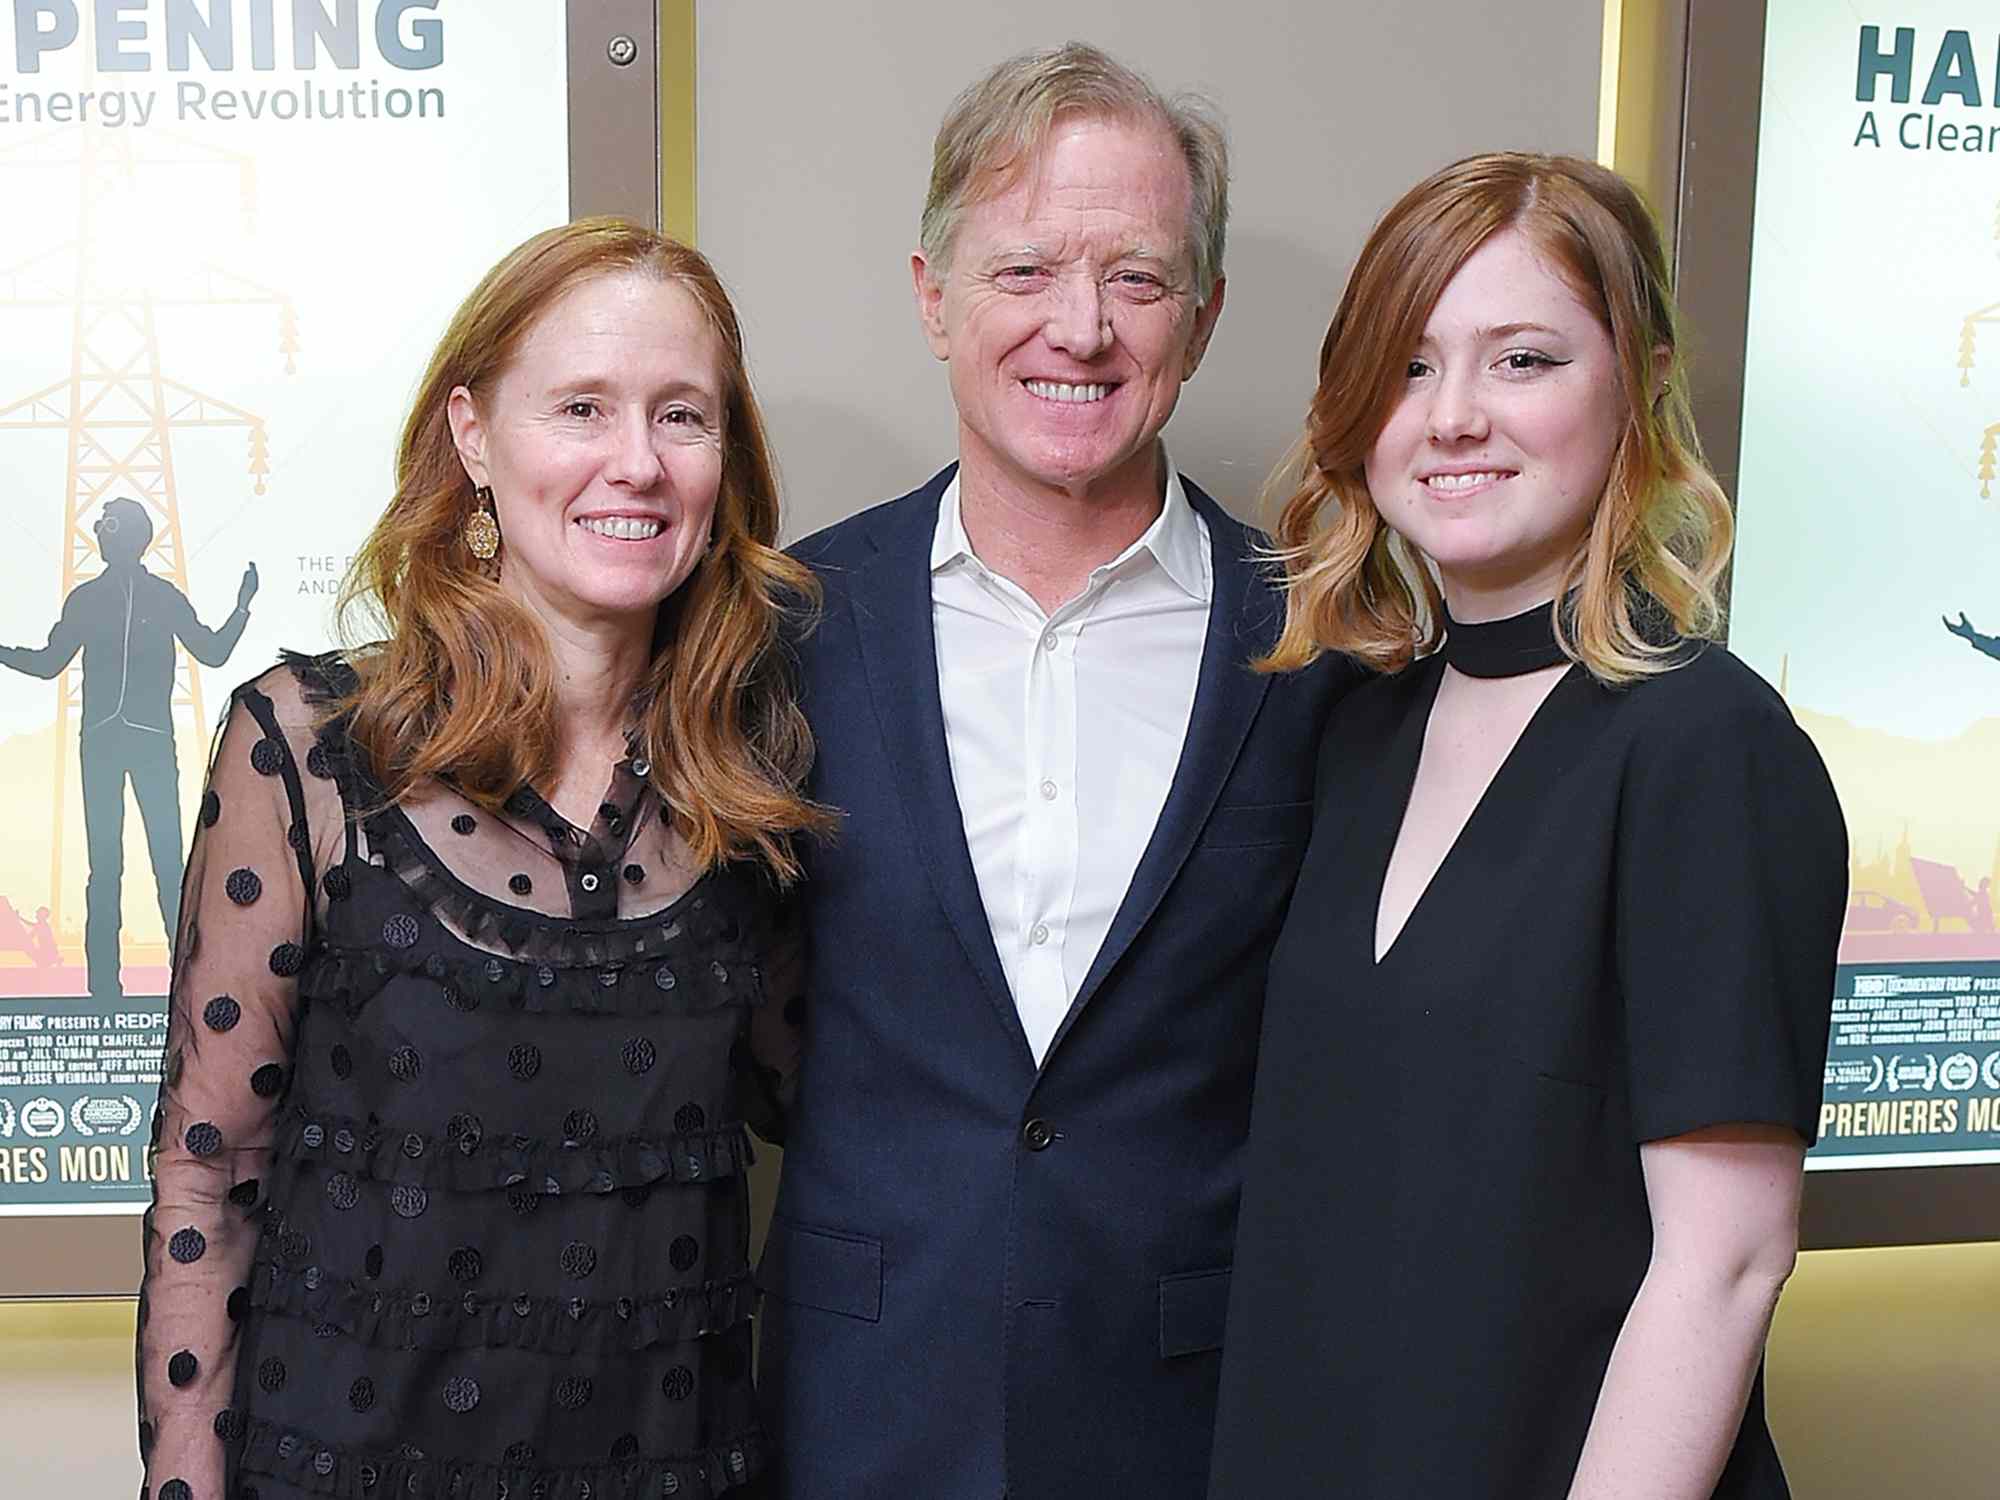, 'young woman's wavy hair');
335,218,833,883
1261,152,1733,682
